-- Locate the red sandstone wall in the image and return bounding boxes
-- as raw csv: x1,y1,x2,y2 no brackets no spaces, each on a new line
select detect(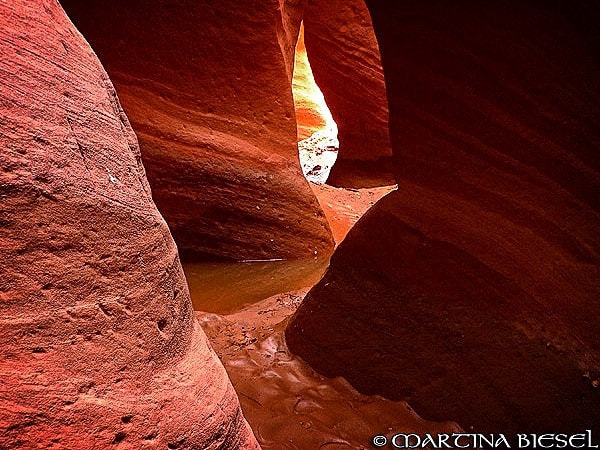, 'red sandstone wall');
303,0,393,186
287,0,600,434
0,1,259,447
60,0,334,261
277,0,307,81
